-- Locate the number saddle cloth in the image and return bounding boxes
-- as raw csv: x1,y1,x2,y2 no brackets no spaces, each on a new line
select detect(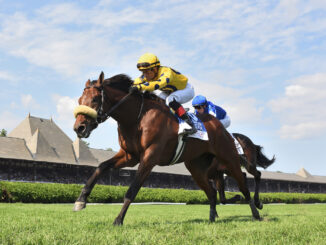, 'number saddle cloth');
175,111,244,154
